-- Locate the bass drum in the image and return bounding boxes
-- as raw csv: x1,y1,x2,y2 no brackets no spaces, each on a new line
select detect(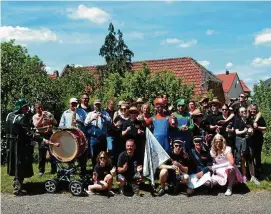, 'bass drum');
49,127,87,162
